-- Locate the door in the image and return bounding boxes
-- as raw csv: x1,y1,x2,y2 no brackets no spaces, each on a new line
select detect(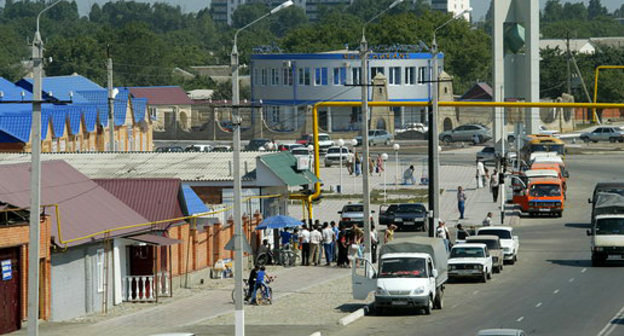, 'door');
352,257,377,300
0,247,21,334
